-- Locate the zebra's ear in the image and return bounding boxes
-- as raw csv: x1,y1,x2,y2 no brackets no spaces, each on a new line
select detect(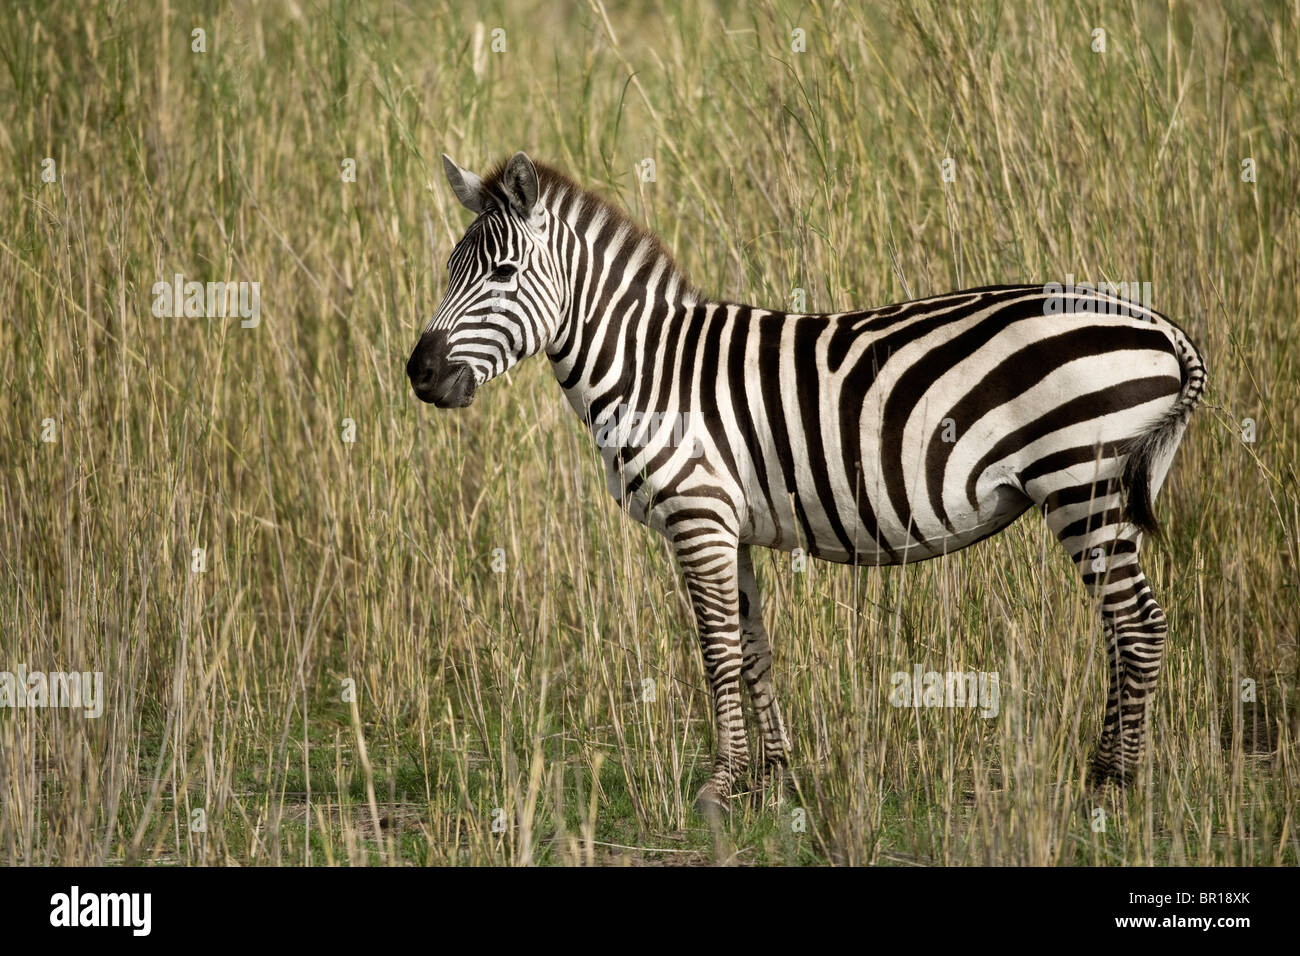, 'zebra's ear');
442,154,487,214
501,151,539,217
